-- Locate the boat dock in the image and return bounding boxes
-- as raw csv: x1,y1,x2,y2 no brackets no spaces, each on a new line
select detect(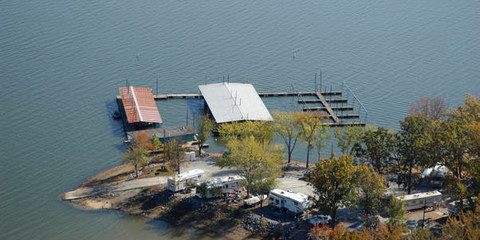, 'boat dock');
116,90,365,127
